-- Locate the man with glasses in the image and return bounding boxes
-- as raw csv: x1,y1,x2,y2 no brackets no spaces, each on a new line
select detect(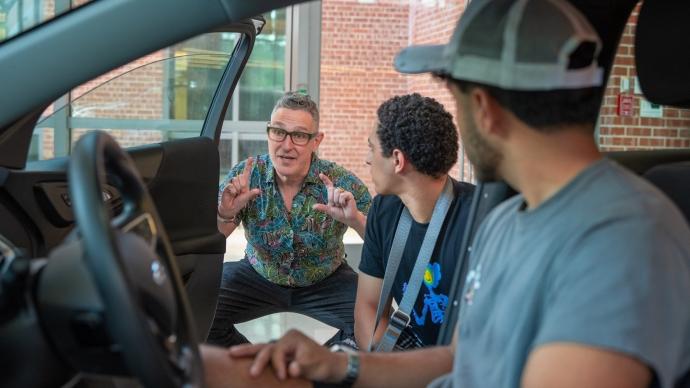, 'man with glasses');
208,91,371,348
